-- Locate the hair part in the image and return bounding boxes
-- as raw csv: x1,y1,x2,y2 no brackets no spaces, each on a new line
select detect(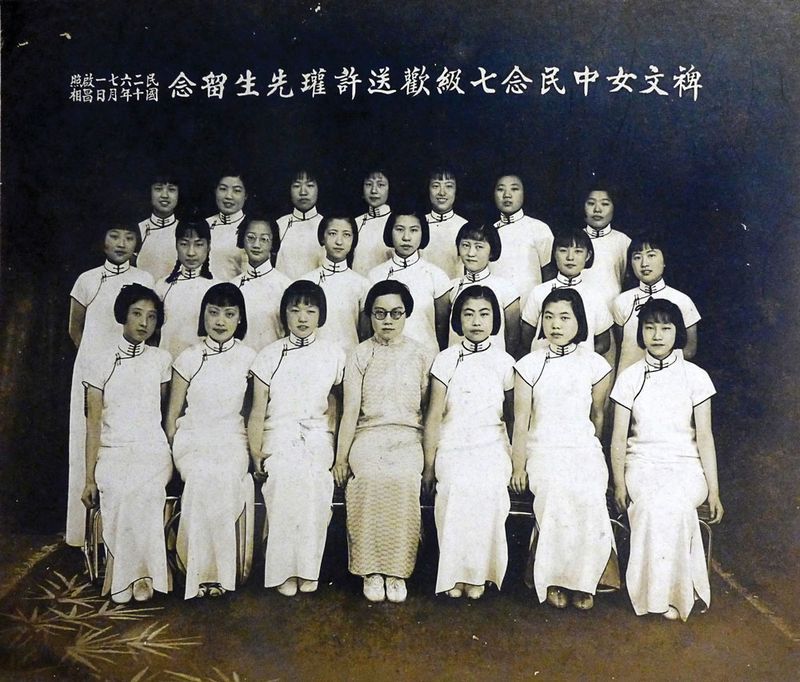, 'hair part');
451,285,502,336
455,222,502,261
364,279,415,319
165,218,213,282
317,214,359,267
